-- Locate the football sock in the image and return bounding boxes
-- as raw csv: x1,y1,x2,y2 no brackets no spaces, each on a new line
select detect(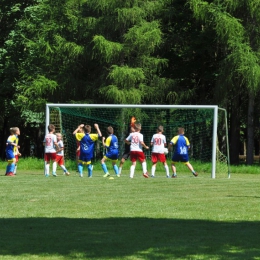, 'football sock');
118,167,122,175
151,165,156,176
113,164,119,175
87,164,93,176
165,165,169,176
101,163,108,174
45,163,50,175
78,163,83,174
60,165,67,172
130,165,135,178
52,161,57,173
141,161,147,174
